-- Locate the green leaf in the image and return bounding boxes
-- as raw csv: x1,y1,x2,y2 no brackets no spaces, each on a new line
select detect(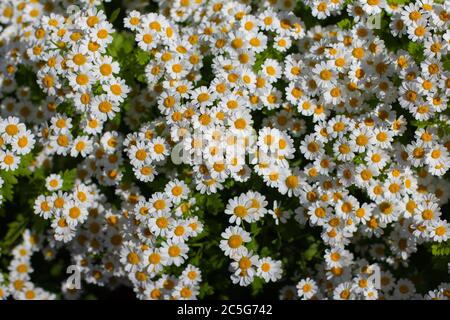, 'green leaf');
250,222,261,236
135,49,152,66
199,282,214,299
109,8,121,24
61,169,77,191
50,259,65,277
1,170,19,202
32,215,49,234
205,193,224,215
260,246,271,257
2,214,28,249
2,171,18,185
303,242,319,261
387,0,411,4
431,241,450,256
58,101,75,116
1,182,14,202
407,42,425,63
107,32,134,59
337,18,353,30
136,73,147,83
250,277,264,296
16,153,34,176
247,240,259,251
443,54,450,71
